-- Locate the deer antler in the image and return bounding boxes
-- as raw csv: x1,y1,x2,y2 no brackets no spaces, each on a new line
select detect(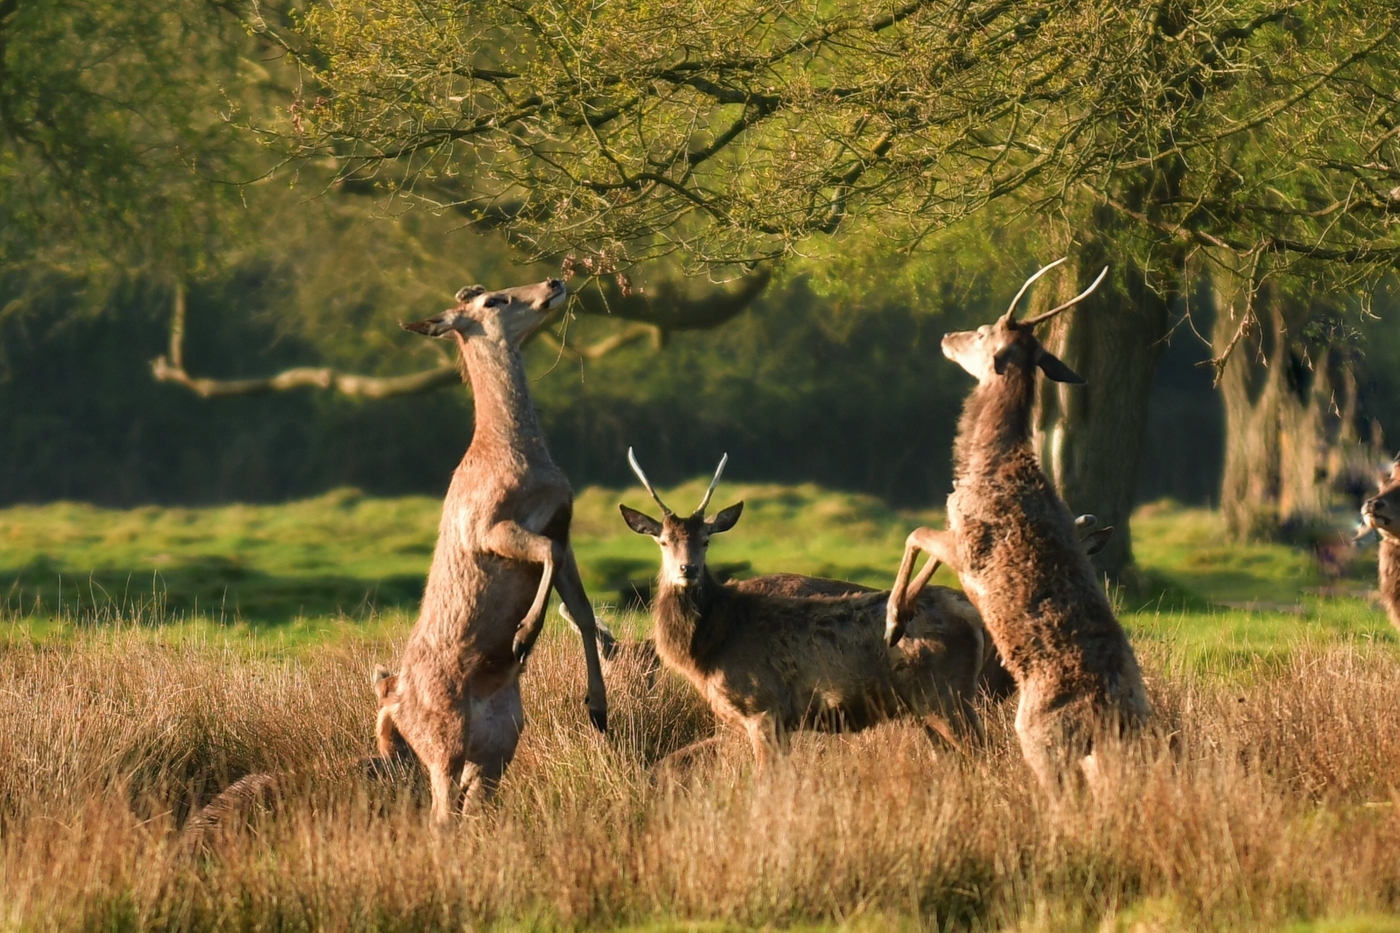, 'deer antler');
627,447,673,515
1020,266,1109,327
695,453,729,517
1000,258,1067,324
